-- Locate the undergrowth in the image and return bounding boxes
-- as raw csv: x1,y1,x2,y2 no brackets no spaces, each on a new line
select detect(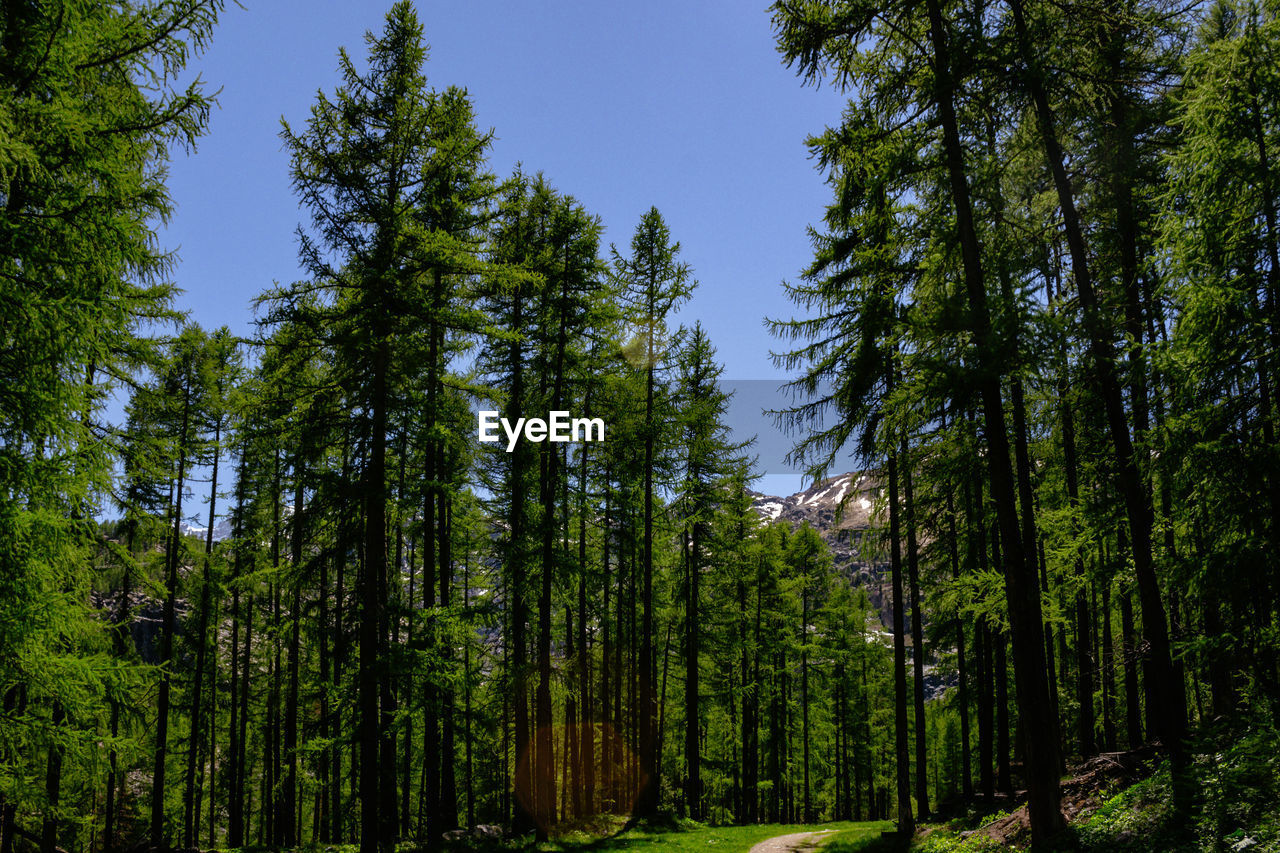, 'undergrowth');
909,716,1280,852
